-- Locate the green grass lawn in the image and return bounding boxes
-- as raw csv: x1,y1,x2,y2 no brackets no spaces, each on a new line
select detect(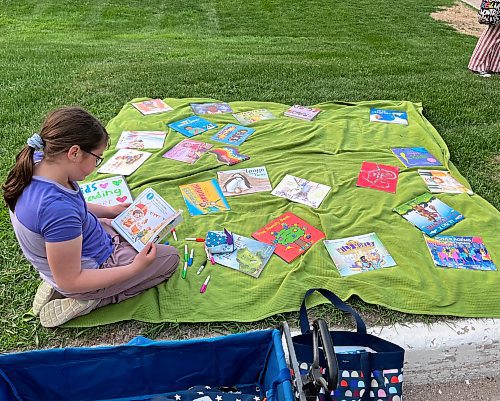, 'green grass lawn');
0,0,498,351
